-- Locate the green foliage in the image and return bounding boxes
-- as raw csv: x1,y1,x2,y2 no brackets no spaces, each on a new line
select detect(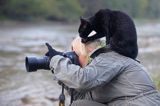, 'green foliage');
102,0,159,18
0,0,83,21
48,0,84,21
80,0,160,19
0,0,160,22
152,74,160,90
